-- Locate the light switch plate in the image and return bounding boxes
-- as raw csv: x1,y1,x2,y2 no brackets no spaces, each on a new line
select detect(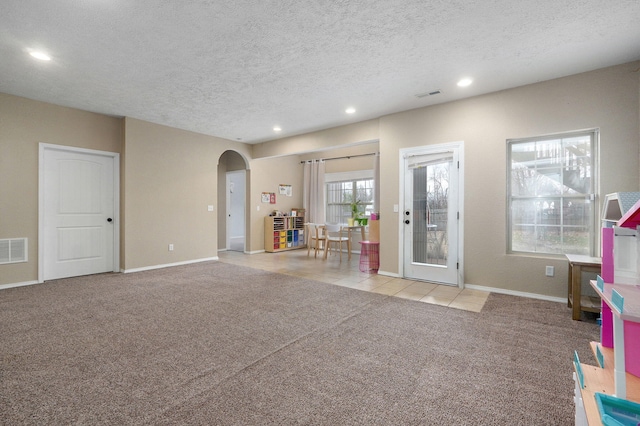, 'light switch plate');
208,205,214,211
